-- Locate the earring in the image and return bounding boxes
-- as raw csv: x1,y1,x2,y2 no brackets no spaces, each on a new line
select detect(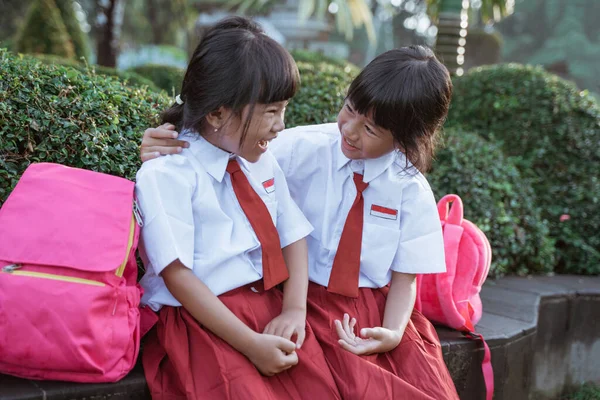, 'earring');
214,128,218,132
